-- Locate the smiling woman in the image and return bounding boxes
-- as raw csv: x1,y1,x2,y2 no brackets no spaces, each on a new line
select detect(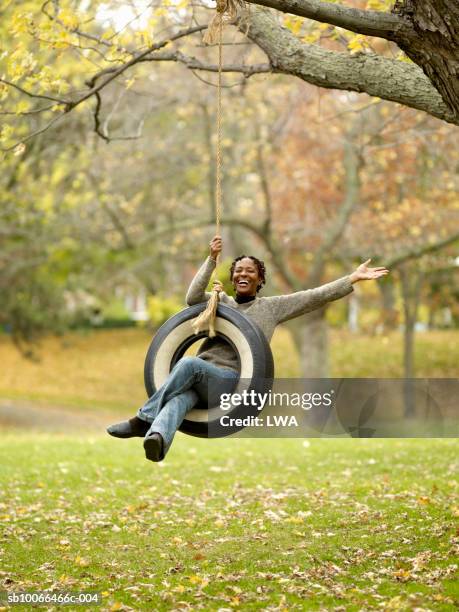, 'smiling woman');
107,234,389,463
230,254,266,297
